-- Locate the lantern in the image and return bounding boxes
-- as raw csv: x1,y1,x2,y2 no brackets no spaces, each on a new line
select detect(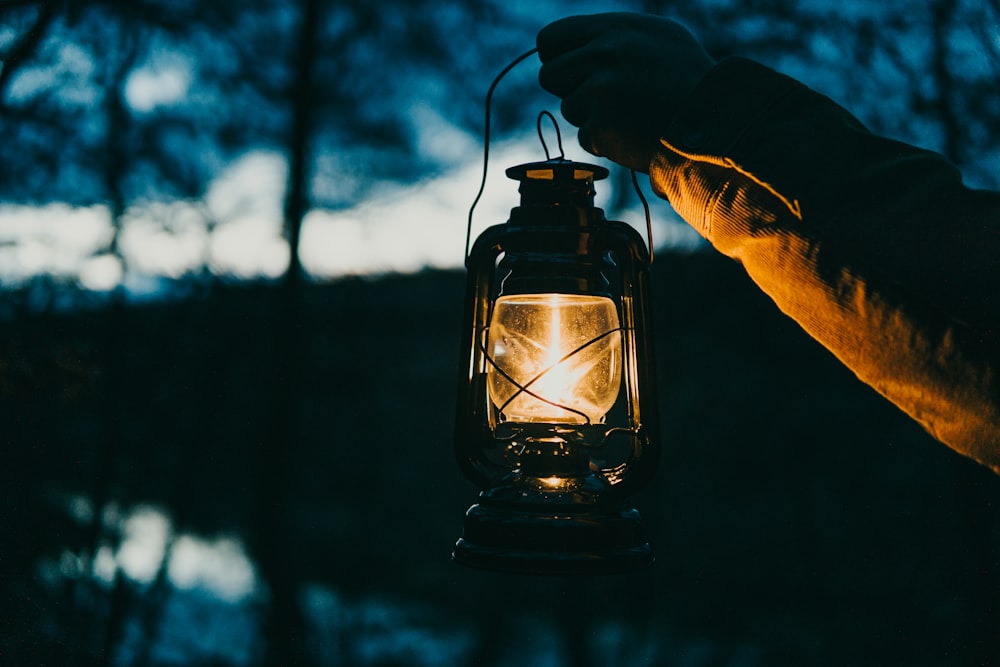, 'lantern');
453,157,660,574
